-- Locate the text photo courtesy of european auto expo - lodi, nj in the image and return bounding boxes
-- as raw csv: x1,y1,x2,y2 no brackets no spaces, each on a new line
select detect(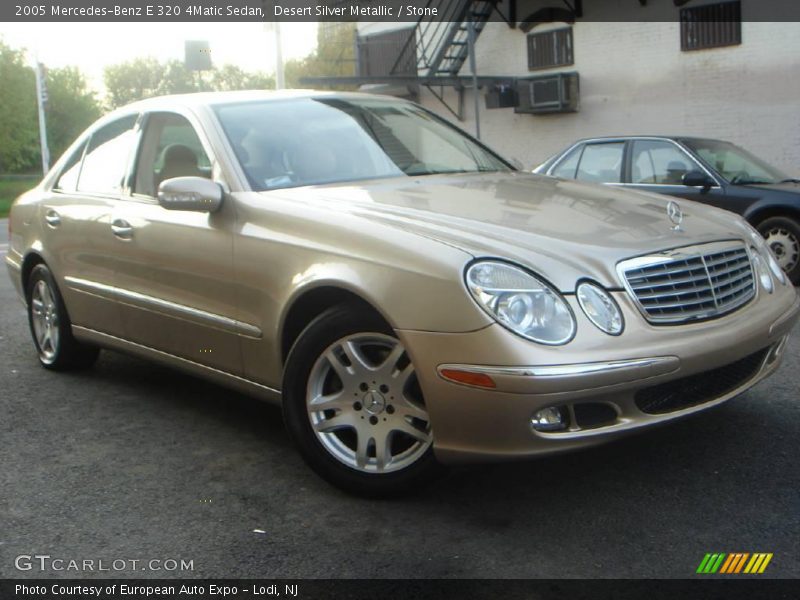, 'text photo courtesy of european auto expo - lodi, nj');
1,1,799,599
